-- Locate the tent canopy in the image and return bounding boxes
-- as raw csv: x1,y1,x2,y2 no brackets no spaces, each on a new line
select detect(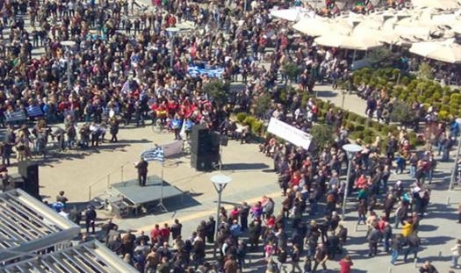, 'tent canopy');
410,39,461,63
315,34,383,50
